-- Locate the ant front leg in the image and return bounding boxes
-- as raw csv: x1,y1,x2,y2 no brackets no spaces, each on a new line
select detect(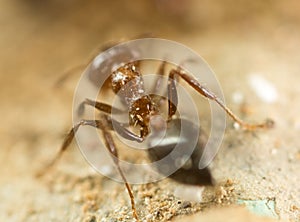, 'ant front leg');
38,99,143,175
77,98,123,116
38,115,139,220
168,68,274,130
77,98,144,142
